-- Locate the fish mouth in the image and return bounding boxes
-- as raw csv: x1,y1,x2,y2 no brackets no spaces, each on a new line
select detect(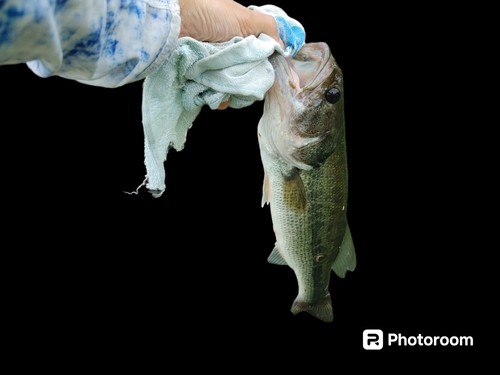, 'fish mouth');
270,42,333,95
